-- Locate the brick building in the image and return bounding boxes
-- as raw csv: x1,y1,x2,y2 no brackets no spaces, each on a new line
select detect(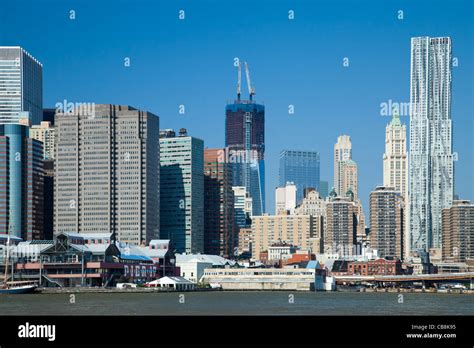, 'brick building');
347,259,402,276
